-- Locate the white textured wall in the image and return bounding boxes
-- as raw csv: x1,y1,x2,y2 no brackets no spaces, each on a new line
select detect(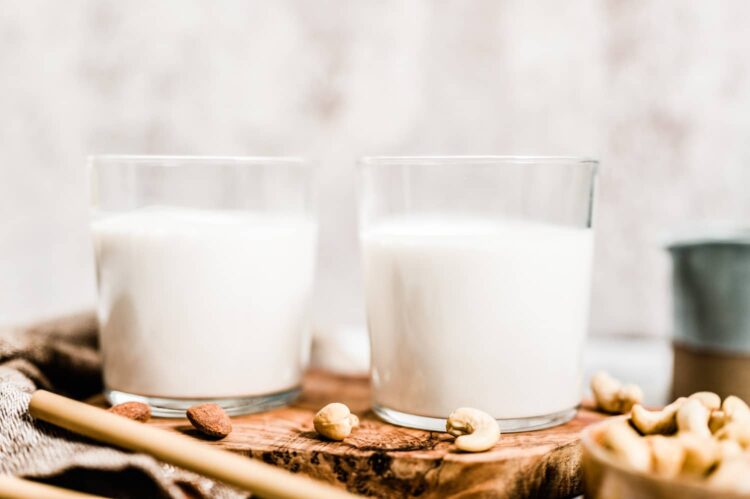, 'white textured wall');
1,0,750,337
